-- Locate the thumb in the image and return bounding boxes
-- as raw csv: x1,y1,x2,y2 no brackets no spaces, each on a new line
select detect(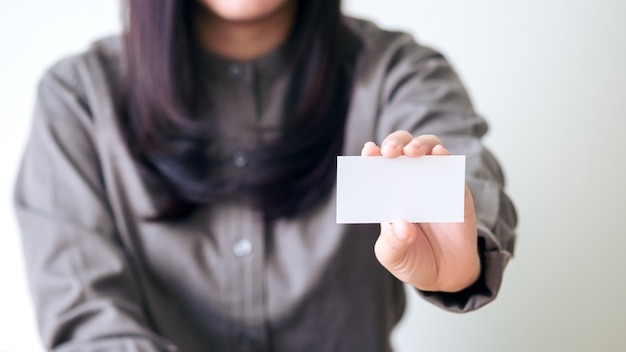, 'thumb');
374,221,416,270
